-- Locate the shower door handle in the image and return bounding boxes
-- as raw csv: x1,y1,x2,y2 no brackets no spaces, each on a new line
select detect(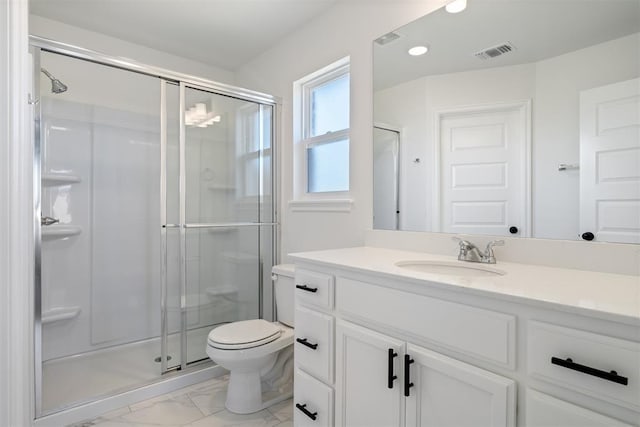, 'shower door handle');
41,216,60,226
